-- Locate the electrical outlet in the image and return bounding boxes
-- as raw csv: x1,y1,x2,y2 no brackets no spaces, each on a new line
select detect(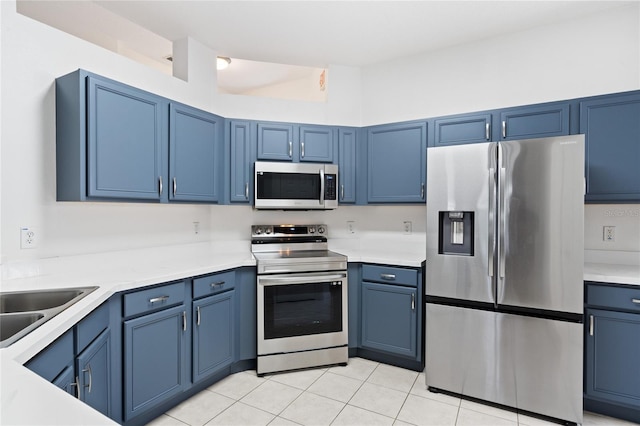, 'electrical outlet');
403,221,412,235
193,221,200,235
20,227,37,249
603,226,615,242
347,221,356,234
